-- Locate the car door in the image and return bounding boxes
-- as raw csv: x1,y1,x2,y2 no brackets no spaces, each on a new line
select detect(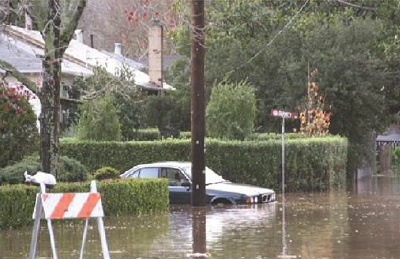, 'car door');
161,167,191,204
